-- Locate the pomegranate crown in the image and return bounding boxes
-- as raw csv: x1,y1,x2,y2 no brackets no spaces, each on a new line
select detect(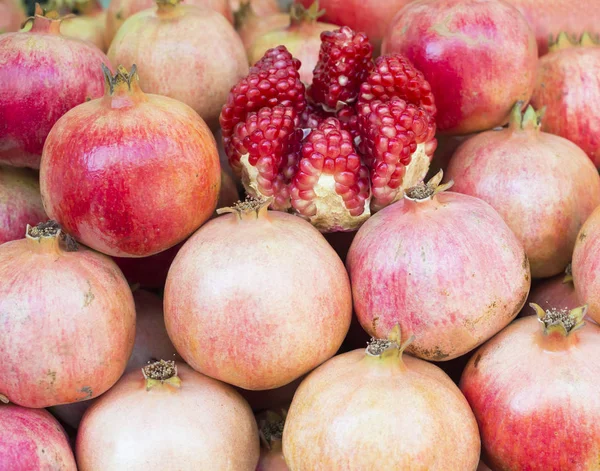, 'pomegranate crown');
23,3,73,32
404,170,453,201
530,303,587,336
26,220,78,251
102,64,139,95
216,196,273,220
509,102,545,131
549,32,600,52
366,325,414,359
289,1,325,25
258,409,287,450
142,359,181,391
